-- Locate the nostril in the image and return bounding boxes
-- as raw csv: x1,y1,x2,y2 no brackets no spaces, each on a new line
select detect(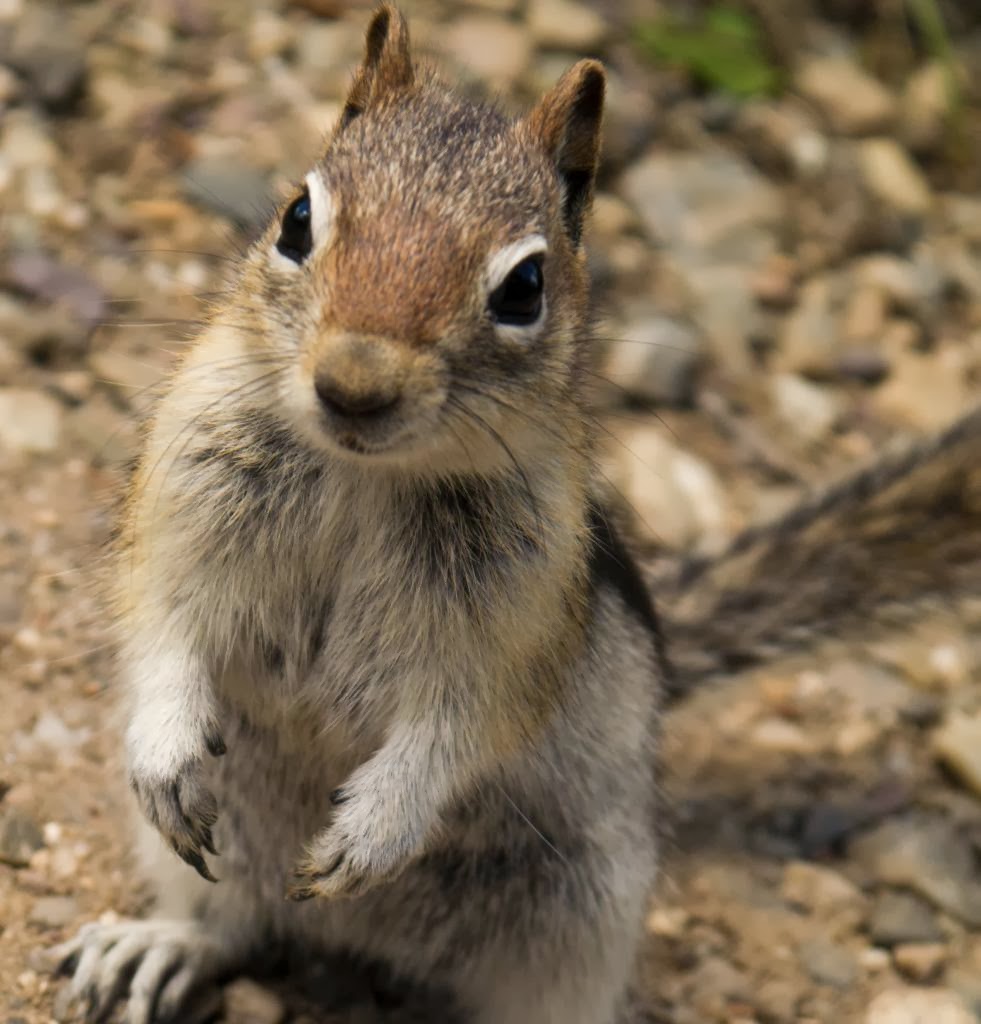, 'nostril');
314,375,400,418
